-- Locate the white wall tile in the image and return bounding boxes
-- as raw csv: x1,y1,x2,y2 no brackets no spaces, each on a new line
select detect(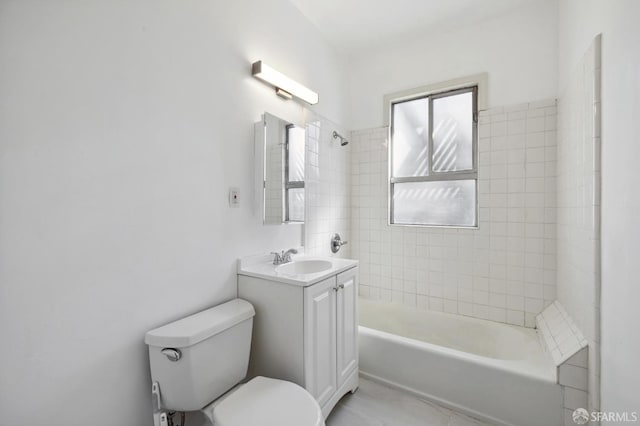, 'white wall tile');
559,364,588,391
305,114,351,259
557,36,601,412
566,348,588,368
351,102,557,327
